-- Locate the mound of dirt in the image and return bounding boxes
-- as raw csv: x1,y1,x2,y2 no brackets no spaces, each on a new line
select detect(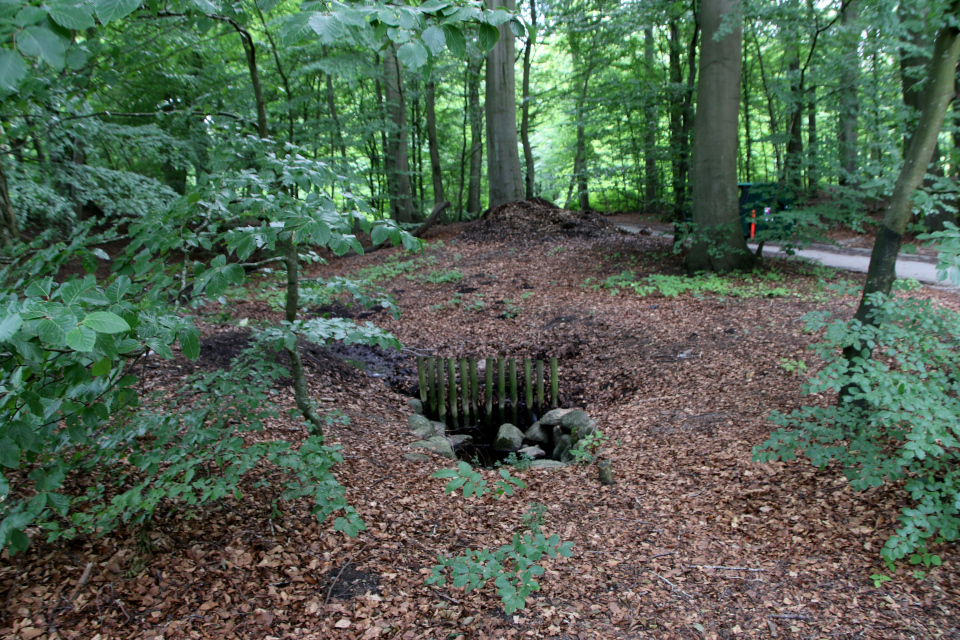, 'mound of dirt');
462,199,622,242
